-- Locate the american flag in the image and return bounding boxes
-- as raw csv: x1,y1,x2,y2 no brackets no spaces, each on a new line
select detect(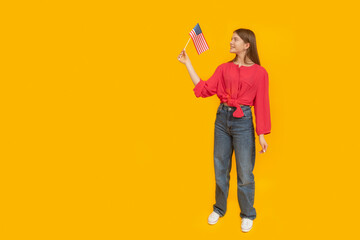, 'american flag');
189,23,209,55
